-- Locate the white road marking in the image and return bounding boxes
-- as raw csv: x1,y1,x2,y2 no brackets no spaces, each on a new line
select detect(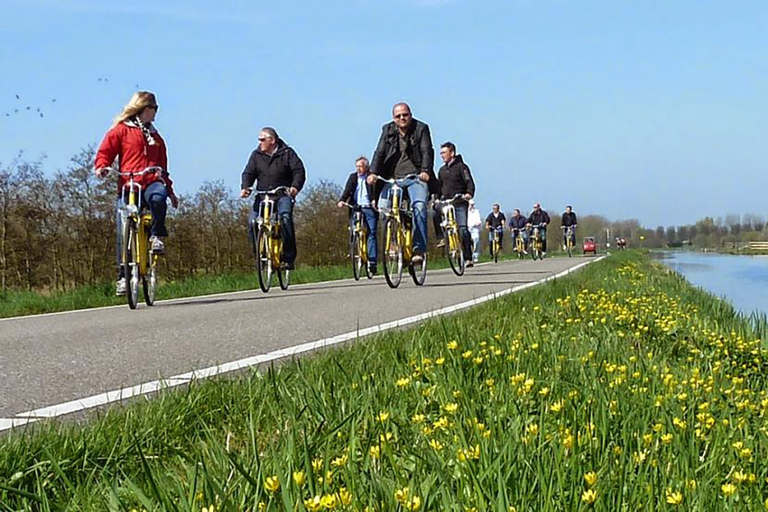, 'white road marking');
1,257,604,431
